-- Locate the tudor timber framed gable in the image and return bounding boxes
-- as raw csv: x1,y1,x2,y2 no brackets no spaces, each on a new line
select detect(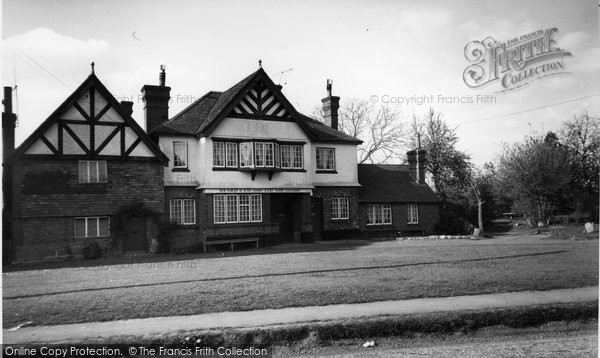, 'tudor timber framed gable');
5,74,168,165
